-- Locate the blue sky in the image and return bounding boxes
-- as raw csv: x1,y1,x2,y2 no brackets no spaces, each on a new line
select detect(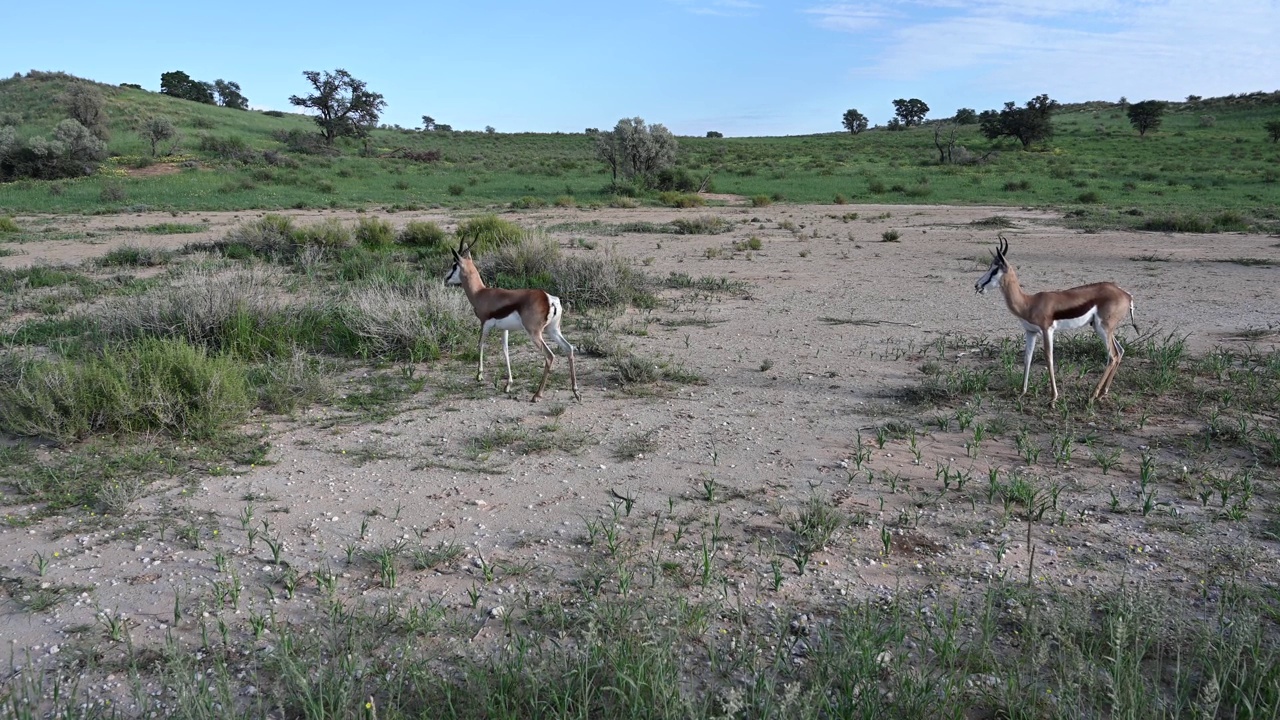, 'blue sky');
3,0,1276,137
